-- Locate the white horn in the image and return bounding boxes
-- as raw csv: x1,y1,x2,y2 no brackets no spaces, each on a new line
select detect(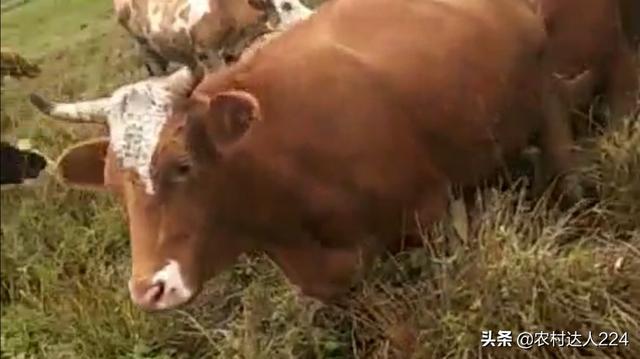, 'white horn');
161,65,204,97
29,93,109,124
